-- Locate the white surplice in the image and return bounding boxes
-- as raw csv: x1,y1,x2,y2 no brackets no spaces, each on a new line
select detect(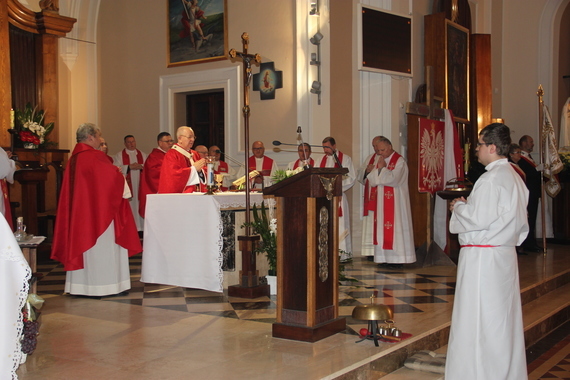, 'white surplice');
0,216,31,379
366,152,416,264
446,158,529,380
315,153,356,257
357,153,381,257
65,221,131,296
114,149,147,231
